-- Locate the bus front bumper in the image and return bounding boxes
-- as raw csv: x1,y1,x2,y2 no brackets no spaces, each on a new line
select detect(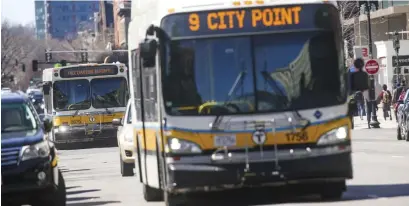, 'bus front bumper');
165,145,352,193
53,124,117,144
